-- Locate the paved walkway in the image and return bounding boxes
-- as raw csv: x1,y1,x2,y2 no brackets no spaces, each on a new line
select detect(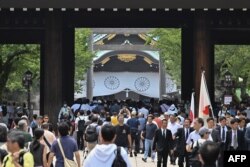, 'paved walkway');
80,150,175,167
